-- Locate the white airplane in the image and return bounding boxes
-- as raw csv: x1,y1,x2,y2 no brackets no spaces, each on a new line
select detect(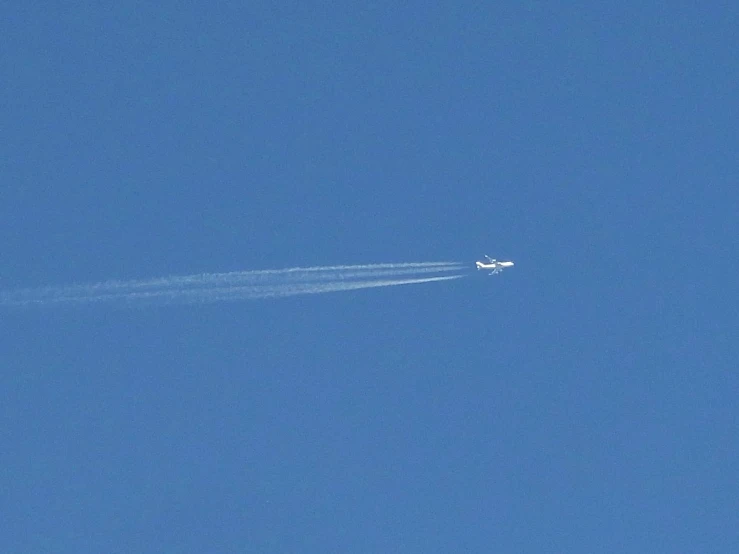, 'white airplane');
475,255,515,275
